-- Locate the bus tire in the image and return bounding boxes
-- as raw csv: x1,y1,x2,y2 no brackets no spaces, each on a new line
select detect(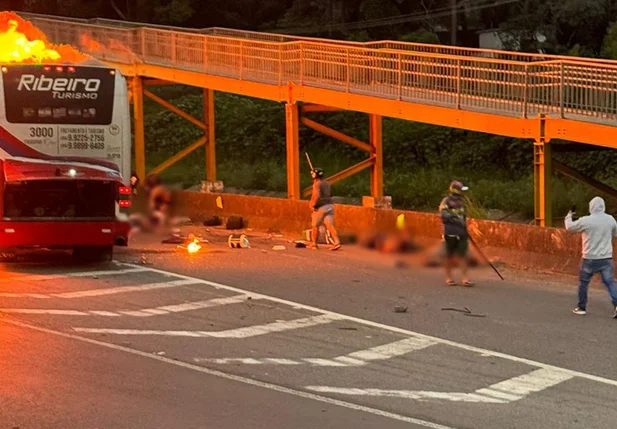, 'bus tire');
73,246,113,263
